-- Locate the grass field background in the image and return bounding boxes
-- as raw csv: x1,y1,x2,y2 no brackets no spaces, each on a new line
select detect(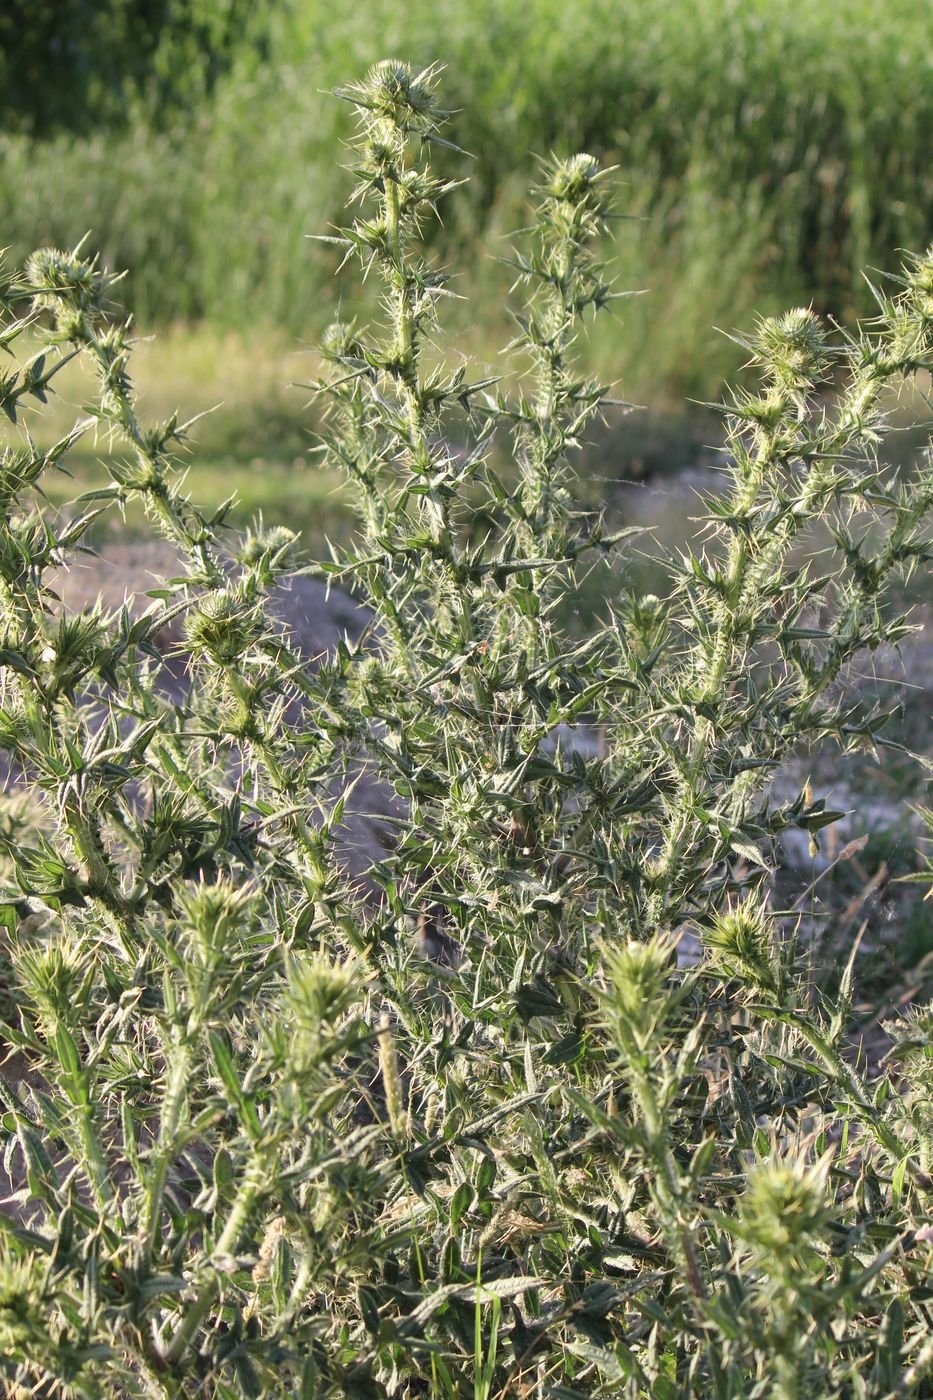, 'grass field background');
2,0,931,404
4,1,932,579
